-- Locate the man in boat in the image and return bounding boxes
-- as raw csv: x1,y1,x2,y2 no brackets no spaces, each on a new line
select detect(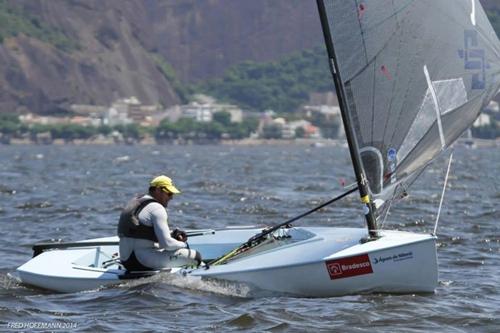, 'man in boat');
117,175,202,271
